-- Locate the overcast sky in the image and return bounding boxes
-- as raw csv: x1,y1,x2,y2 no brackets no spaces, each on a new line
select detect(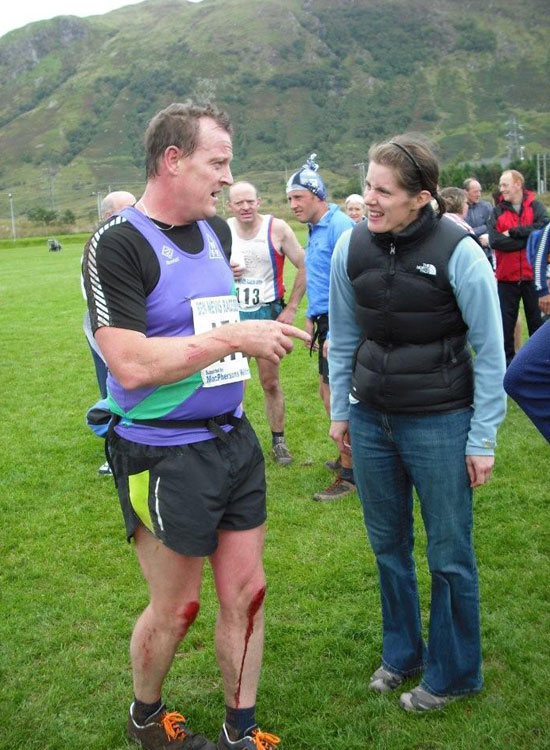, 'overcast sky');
0,0,204,39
